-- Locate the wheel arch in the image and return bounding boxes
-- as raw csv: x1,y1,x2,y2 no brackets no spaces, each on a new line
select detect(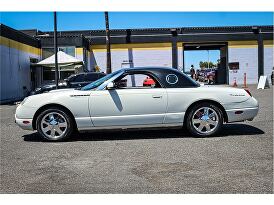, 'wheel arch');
32,103,77,130
184,99,228,124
